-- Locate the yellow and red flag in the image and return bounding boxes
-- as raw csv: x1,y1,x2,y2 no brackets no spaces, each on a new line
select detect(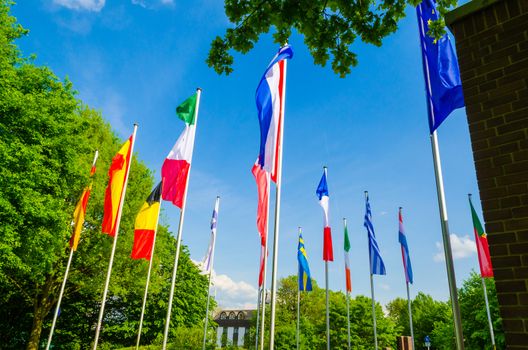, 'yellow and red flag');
131,182,162,260
102,137,133,237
